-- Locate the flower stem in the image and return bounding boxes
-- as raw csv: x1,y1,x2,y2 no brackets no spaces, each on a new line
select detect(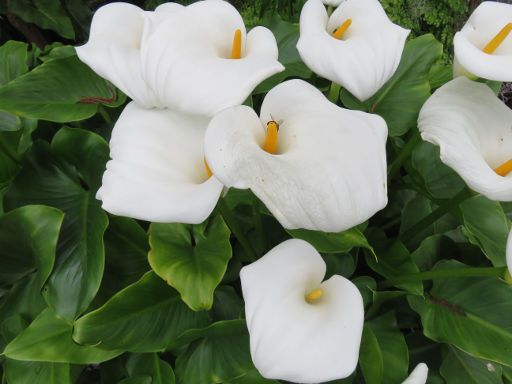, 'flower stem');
327,5,334,16
380,266,507,289
400,188,473,244
218,198,257,260
387,131,422,178
327,82,341,104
